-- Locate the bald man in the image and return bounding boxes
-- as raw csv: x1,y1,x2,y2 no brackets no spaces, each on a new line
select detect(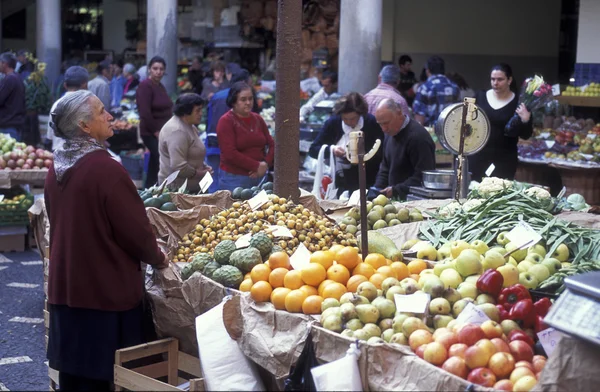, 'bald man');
373,99,435,199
